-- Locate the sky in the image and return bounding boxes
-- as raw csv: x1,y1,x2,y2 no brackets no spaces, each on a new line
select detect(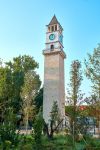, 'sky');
0,0,100,97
